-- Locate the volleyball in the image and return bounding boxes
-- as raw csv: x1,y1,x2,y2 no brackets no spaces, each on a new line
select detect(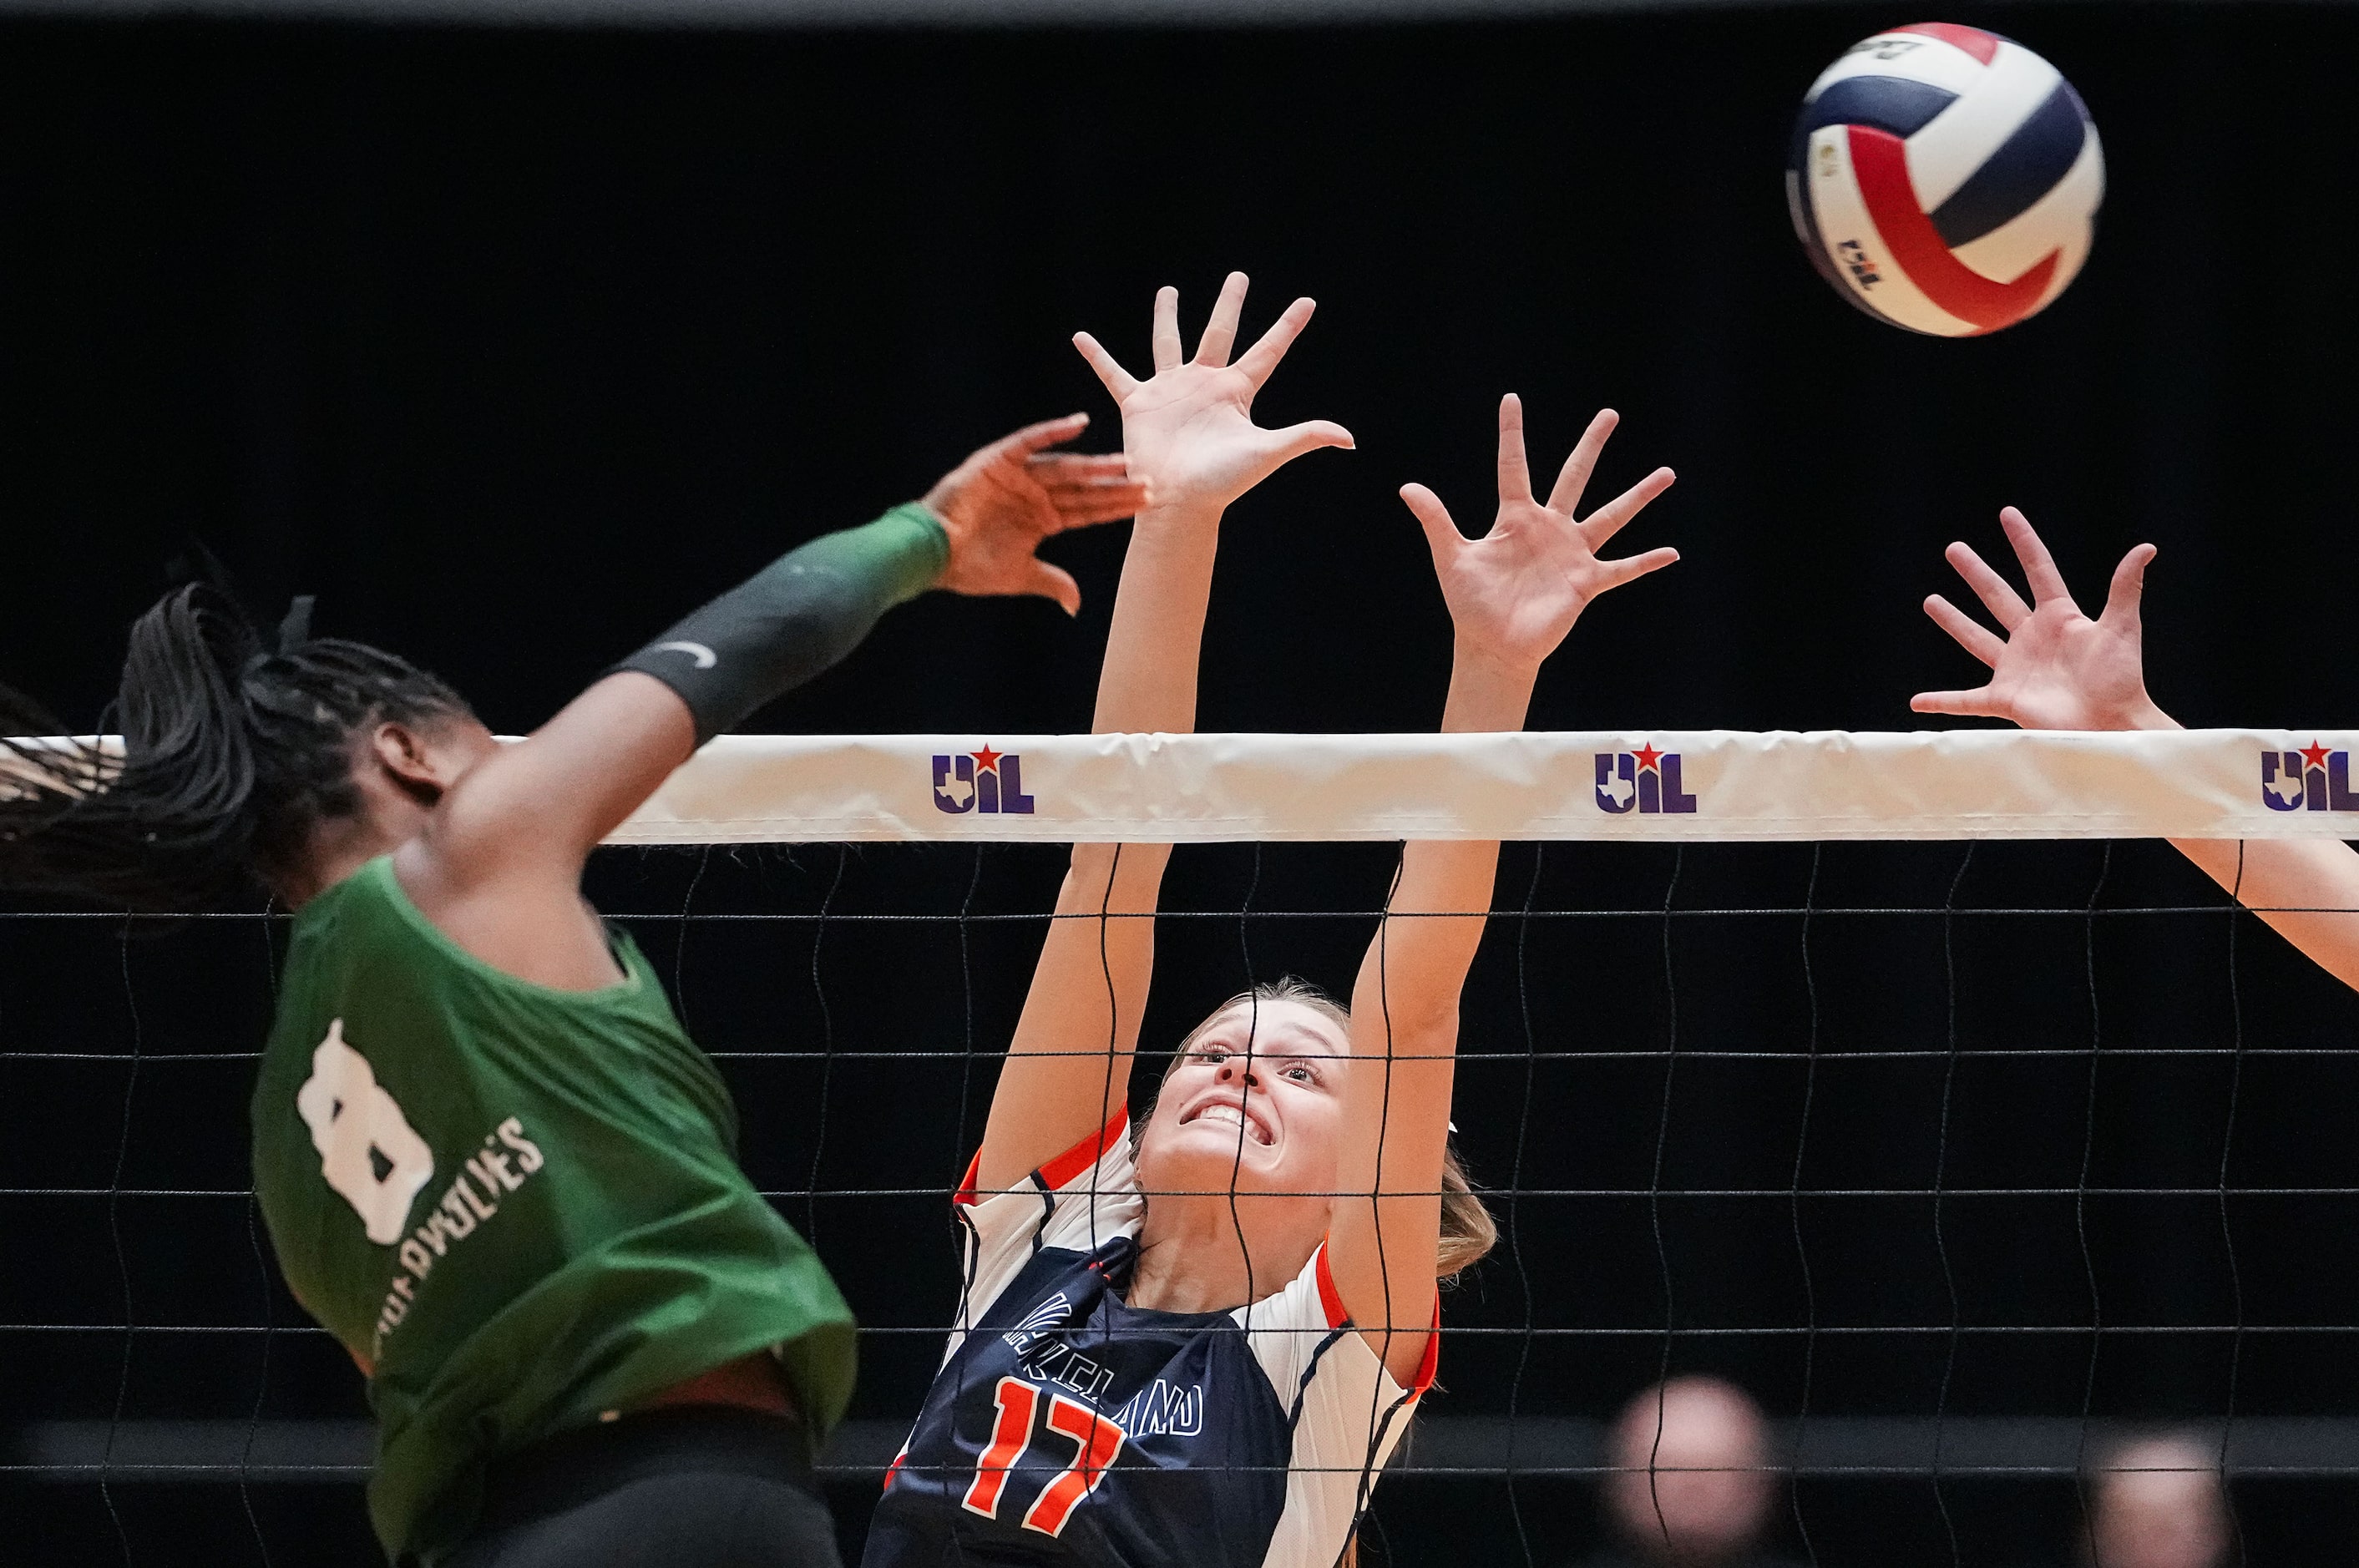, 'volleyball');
1787,23,2103,336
